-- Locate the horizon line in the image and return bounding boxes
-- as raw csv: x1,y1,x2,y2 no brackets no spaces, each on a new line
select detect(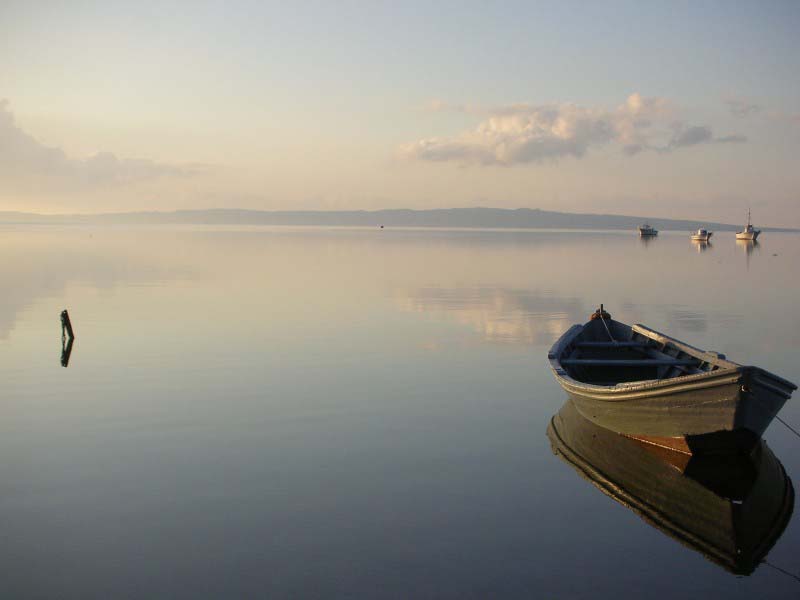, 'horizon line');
2,206,797,231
